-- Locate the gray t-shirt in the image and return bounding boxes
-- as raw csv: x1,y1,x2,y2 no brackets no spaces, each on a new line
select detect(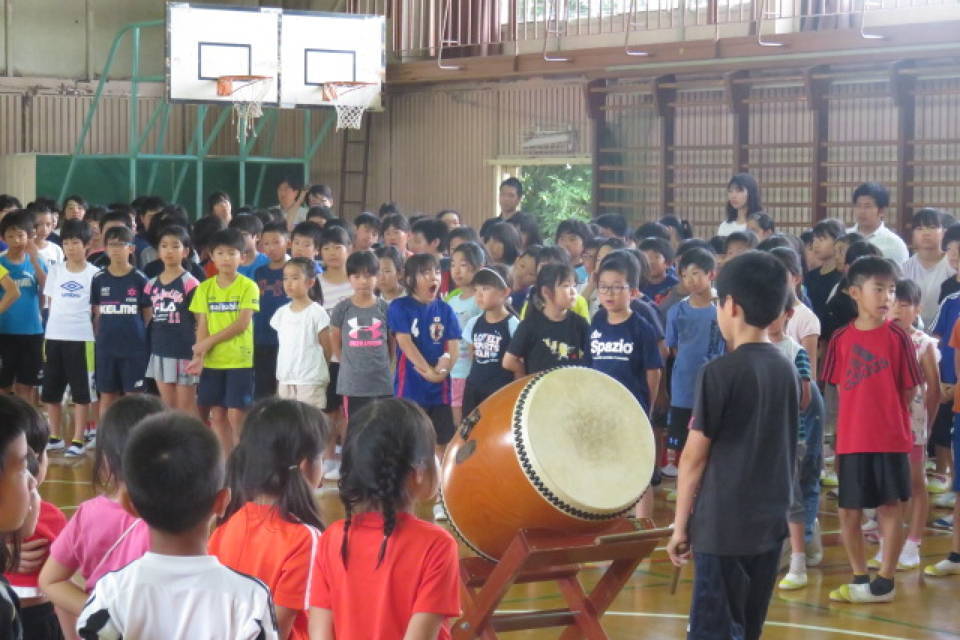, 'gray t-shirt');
330,297,393,397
